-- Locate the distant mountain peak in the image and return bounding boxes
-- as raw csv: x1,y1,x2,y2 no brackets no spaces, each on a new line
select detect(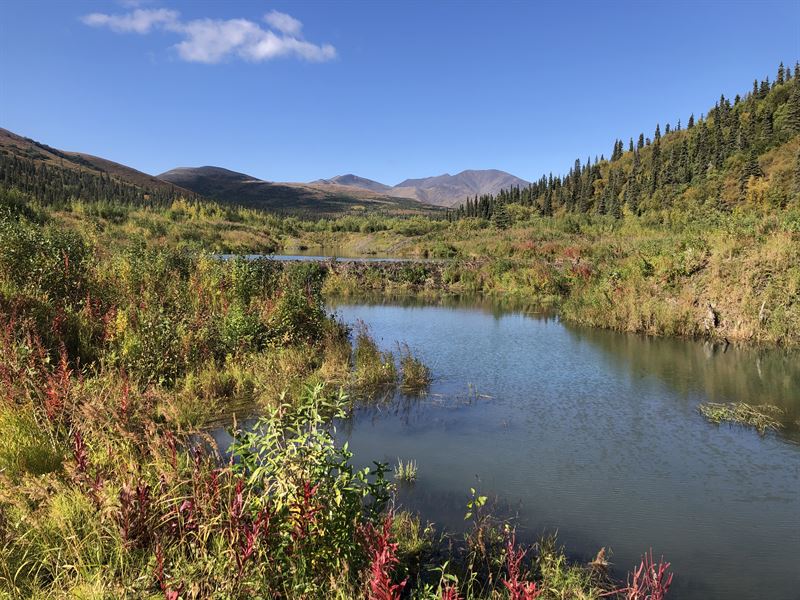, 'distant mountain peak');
312,174,392,193
393,169,529,206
